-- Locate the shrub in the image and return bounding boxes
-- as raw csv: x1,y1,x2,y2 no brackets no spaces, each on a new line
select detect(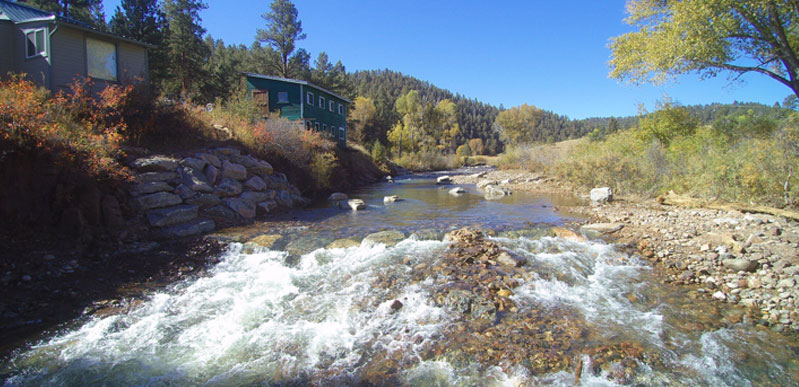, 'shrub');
370,140,386,163
455,143,471,157
468,138,484,155
393,149,458,171
0,75,131,180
